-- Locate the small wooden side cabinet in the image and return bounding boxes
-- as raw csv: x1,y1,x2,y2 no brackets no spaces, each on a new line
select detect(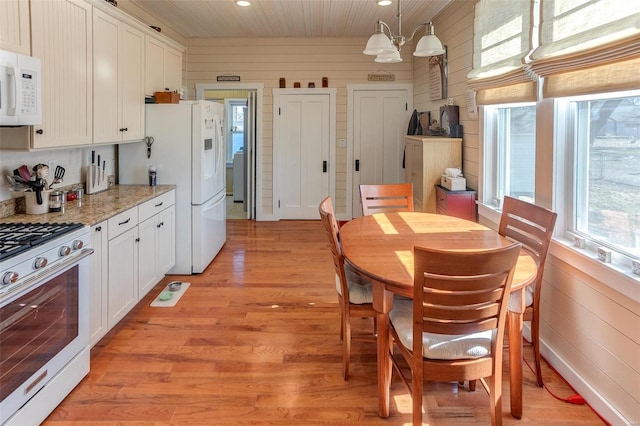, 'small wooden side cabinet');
435,185,477,222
